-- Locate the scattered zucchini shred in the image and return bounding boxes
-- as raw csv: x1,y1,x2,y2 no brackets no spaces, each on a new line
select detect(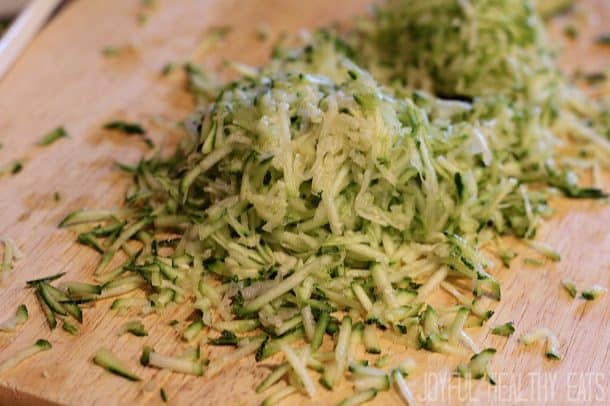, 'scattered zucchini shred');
525,241,561,262
93,348,141,381
136,0,156,26
28,274,85,330
161,62,175,76
62,320,80,336
118,320,148,337
491,321,515,337
208,330,238,346
1,237,21,273
256,363,290,393
0,304,28,332
279,342,316,398
102,46,120,57
206,336,264,378
581,284,607,301
183,318,204,342
140,346,153,366
519,327,561,360
396,358,416,376
498,249,517,269
0,339,52,375
523,257,544,267
184,62,220,103
10,161,22,174
37,126,68,146
455,348,497,384
0,161,23,177
561,279,577,298
160,387,168,403
65,281,101,300
392,368,416,405
141,347,203,376
103,121,146,135
103,121,154,148
375,354,390,368
36,290,57,330
261,386,297,406
338,389,378,406
26,272,66,286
